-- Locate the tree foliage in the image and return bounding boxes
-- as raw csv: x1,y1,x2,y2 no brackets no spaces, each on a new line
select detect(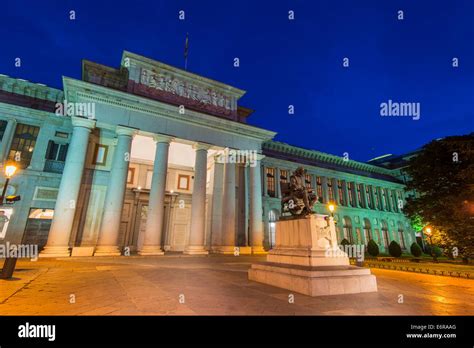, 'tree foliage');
403,134,474,259
367,239,380,257
410,242,422,257
388,240,402,257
